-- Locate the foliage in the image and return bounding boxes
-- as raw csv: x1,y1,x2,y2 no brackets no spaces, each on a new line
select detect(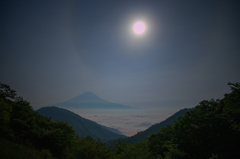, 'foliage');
147,82,240,159
0,82,75,158
71,136,110,159
0,137,56,159
147,125,174,158
108,140,153,159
